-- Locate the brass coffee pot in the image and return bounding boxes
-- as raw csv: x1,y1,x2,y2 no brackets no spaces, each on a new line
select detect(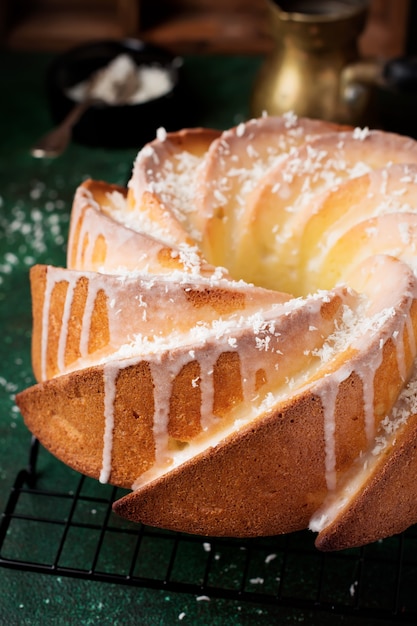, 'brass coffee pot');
251,0,406,127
